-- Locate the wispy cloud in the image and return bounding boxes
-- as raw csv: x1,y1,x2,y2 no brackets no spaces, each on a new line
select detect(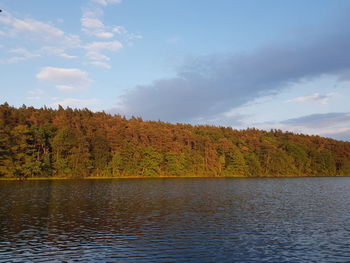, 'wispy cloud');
84,40,122,68
0,48,40,64
81,8,114,39
0,11,81,60
80,0,141,68
0,11,80,45
85,40,122,54
286,93,337,104
0,11,64,39
88,61,111,69
41,47,77,59
111,26,142,43
0,4,140,70
36,67,92,91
